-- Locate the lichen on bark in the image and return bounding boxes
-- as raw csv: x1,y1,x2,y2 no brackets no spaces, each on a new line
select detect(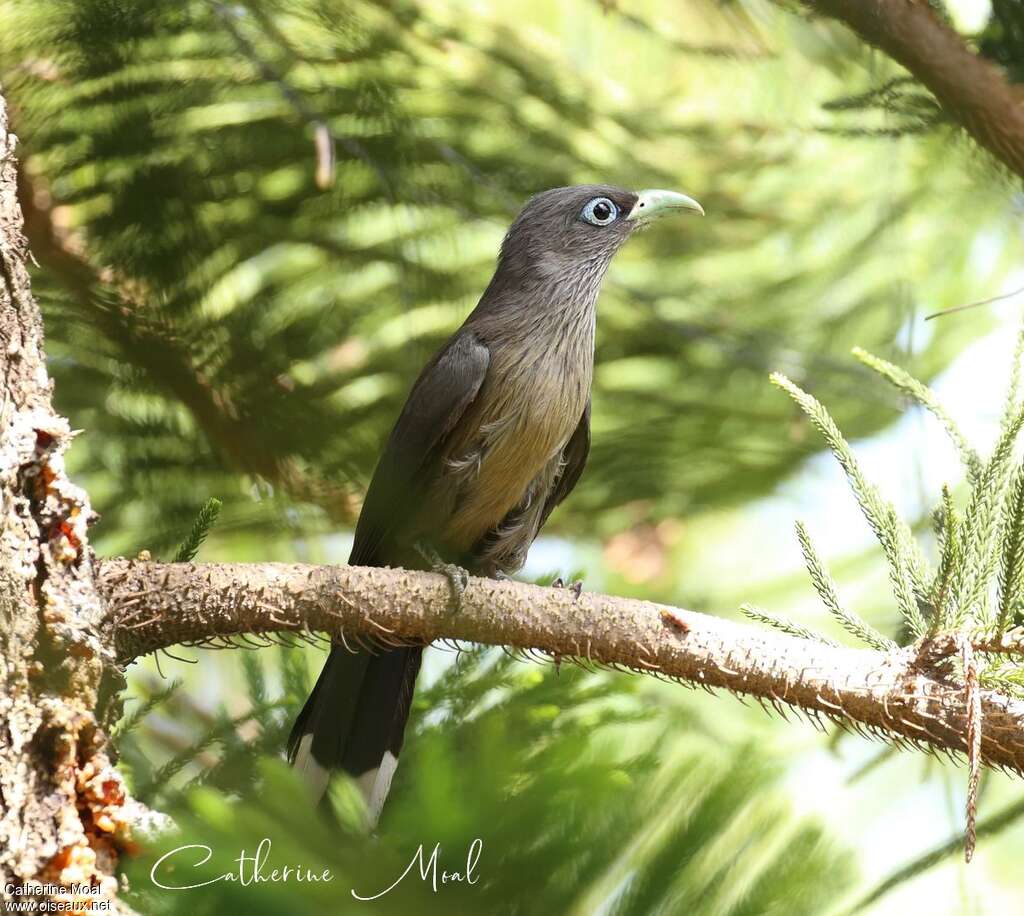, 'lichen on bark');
0,91,139,912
